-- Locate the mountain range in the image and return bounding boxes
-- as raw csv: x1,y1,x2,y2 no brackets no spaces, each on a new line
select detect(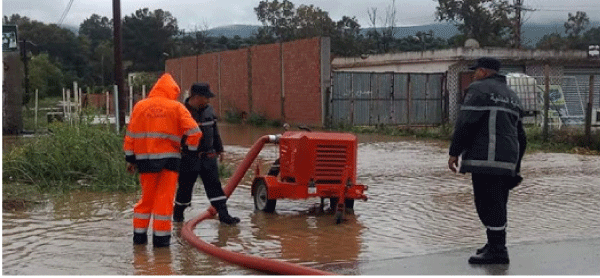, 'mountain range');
205,21,600,47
